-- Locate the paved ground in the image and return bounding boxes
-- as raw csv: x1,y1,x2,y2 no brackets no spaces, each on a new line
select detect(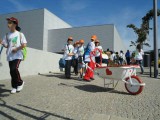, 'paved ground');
0,68,160,120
